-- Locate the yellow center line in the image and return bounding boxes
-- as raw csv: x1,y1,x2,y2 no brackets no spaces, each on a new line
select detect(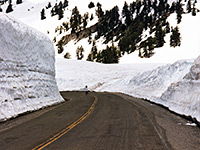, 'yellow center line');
32,95,98,150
